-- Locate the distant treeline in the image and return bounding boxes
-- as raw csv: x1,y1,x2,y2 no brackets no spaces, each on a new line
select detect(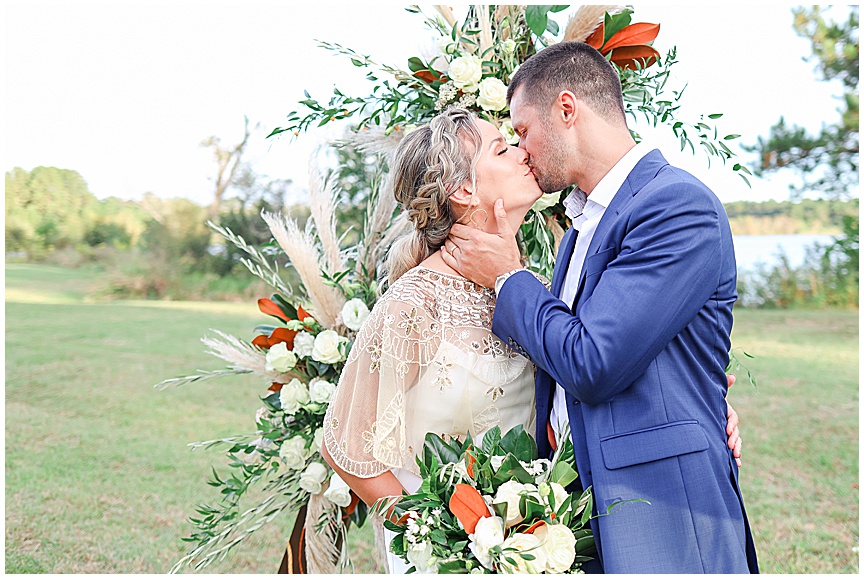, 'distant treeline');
724,198,858,235
5,166,858,308
5,165,309,301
